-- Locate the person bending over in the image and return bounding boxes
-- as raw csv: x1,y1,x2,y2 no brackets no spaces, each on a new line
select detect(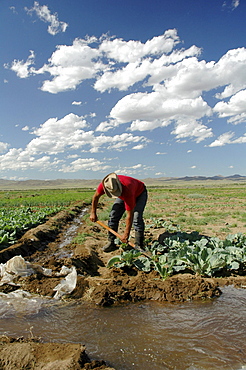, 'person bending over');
90,173,148,252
